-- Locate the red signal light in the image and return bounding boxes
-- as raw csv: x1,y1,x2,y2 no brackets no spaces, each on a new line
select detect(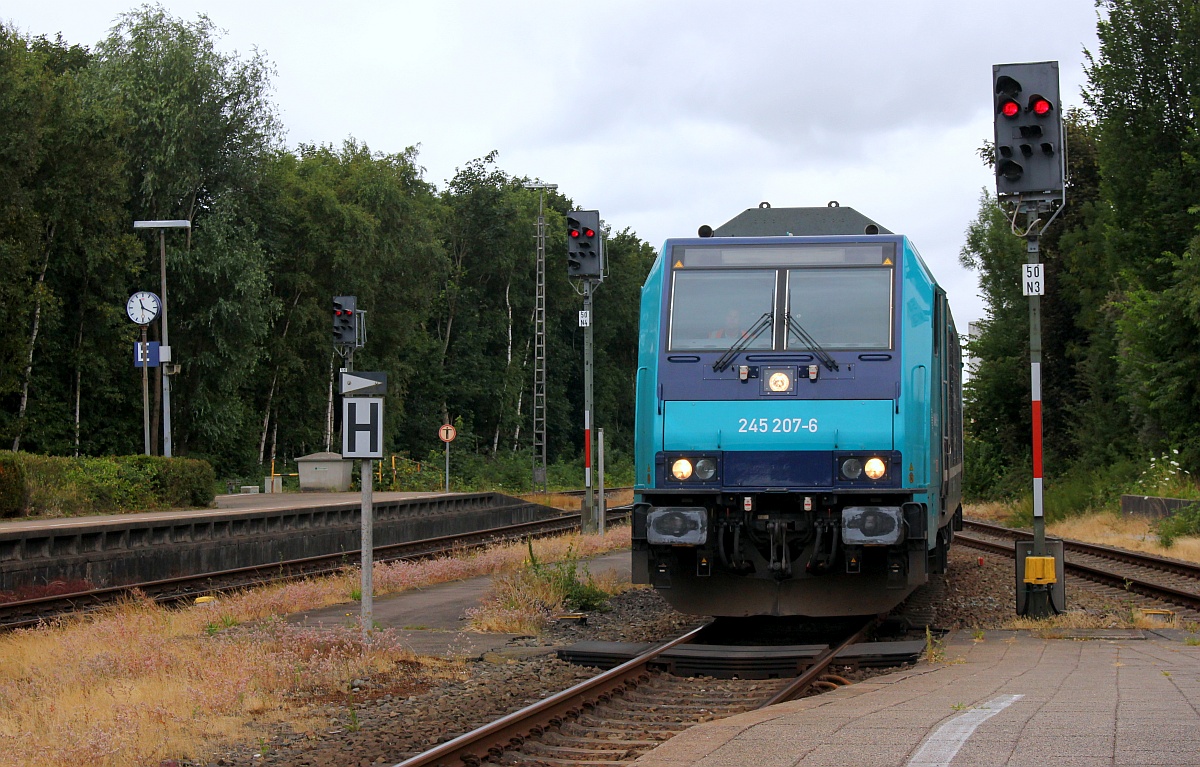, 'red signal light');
569,228,580,238
583,228,595,237
1001,99,1020,118
1032,98,1052,116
